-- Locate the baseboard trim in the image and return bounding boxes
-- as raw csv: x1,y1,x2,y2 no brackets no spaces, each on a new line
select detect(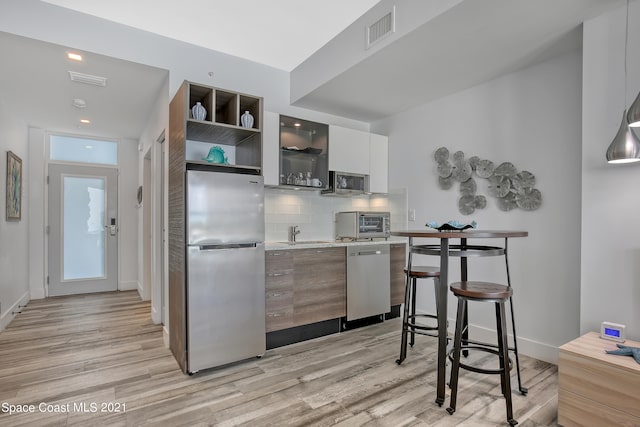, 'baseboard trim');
465,322,559,364
163,326,170,348
151,305,161,324
30,287,46,300
119,281,138,292
266,319,341,350
0,291,30,332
